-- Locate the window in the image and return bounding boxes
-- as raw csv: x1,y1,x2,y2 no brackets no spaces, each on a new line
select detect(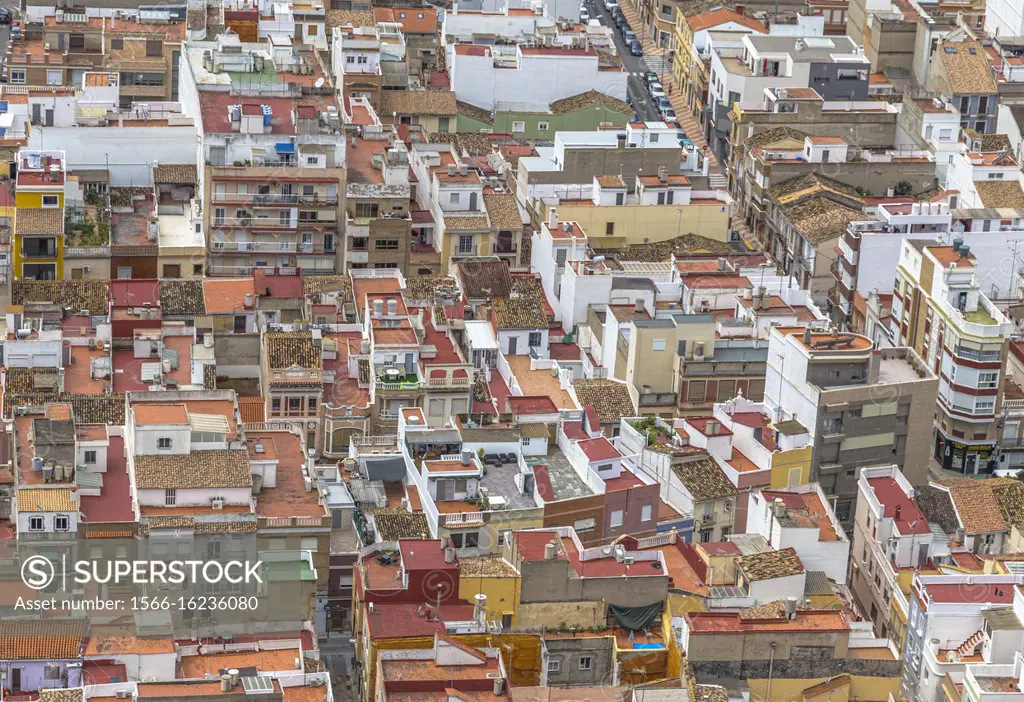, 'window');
354,202,379,218
29,516,44,531
960,96,970,113
458,235,474,254
548,660,561,674
979,371,999,388
641,504,653,522
46,70,62,86
42,195,60,208
44,665,62,681
988,172,1005,179
375,239,399,250
512,121,526,133
10,69,26,85
111,38,124,49
979,96,989,113
605,222,614,236
352,237,368,251
308,396,317,412
699,529,713,542
529,331,542,348
652,338,666,351
84,450,97,464
300,536,319,552
429,399,444,415
289,397,302,412
54,515,70,531
358,55,368,64
687,380,706,403
450,192,460,204
165,488,176,506
717,379,736,401
895,414,909,426
939,128,952,141
346,55,355,63
157,437,172,450
975,399,995,413
146,39,163,57
579,656,593,671
609,509,624,528
555,248,568,266
925,125,933,140
538,122,550,131
823,418,843,435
